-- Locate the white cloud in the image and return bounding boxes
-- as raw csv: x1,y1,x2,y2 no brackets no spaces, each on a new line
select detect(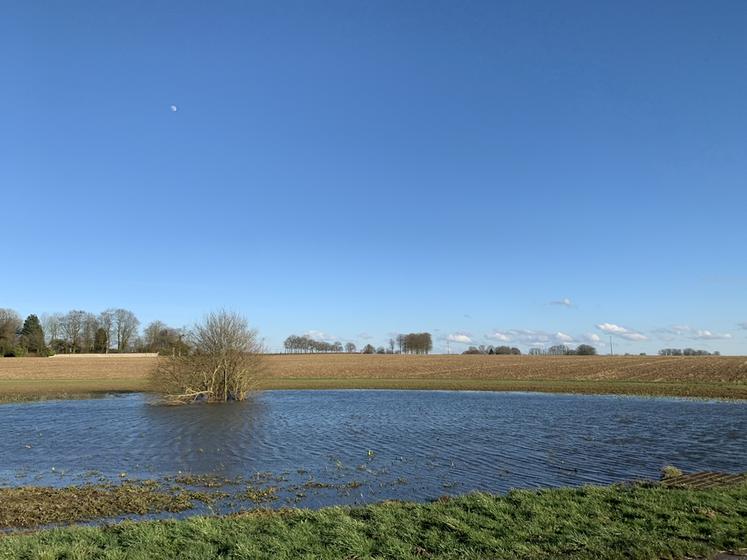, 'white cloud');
583,333,602,343
549,297,574,307
555,332,574,343
486,329,585,347
691,329,732,340
304,330,339,342
486,330,512,342
447,333,473,345
596,323,648,341
654,325,732,341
